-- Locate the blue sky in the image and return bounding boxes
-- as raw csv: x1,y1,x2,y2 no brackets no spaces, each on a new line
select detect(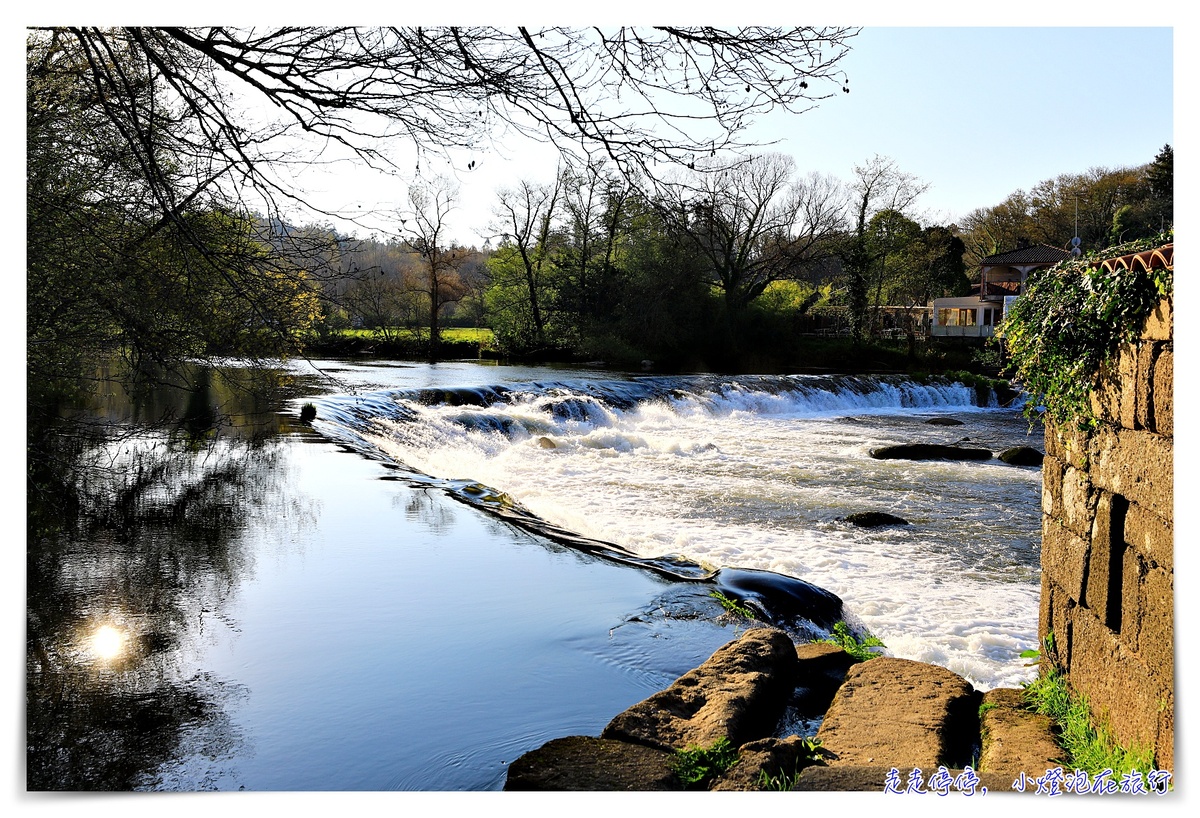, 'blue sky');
278,23,1175,246
753,27,1173,228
